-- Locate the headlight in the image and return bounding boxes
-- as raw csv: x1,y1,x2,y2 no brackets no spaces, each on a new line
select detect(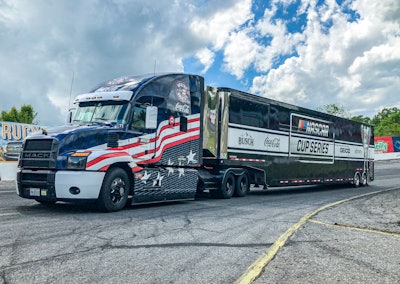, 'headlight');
67,152,90,169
